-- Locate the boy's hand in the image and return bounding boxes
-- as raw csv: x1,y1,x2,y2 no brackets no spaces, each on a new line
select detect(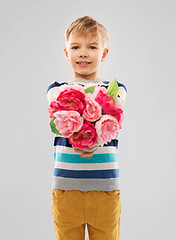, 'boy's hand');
73,140,99,157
